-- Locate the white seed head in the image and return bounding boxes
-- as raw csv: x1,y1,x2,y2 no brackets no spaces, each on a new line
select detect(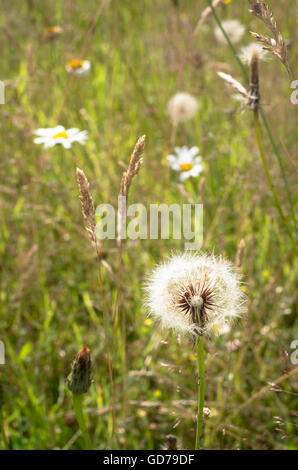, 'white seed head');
190,295,204,308
144,252,246,338
214,20,245,45
239,43,269,64
168,93,198,125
